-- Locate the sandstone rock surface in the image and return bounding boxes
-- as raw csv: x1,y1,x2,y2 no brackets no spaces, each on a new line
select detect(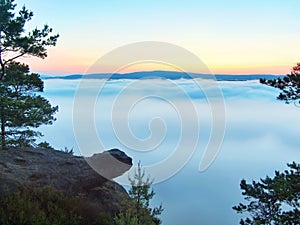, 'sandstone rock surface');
0,148,133,215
